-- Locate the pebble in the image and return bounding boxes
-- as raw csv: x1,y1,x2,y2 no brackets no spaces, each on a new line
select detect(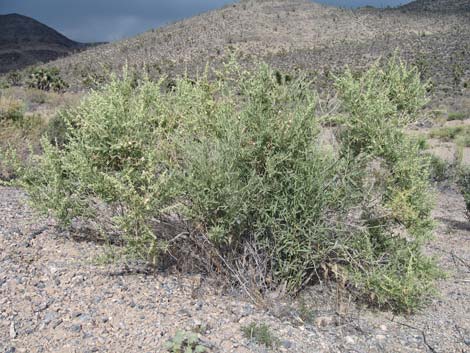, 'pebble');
344,336,356,344
43,311,57,324
70,324,82,333
281,340,294,349
9,321,17,338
